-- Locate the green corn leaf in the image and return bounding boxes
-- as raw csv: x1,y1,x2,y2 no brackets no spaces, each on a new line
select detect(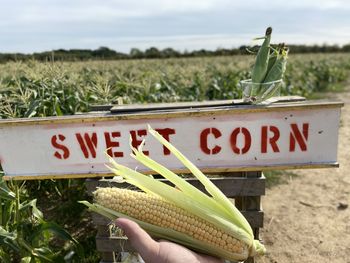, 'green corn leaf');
0,180,16,201
147,125,253,237
251,27,272,83
20,257,31,263
17,238,54,262
30,222,84,259
81,124,268,260
19,199,44,221
129,141,234,221
0,226,20,253
266,50,278,75
105,161,251,244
